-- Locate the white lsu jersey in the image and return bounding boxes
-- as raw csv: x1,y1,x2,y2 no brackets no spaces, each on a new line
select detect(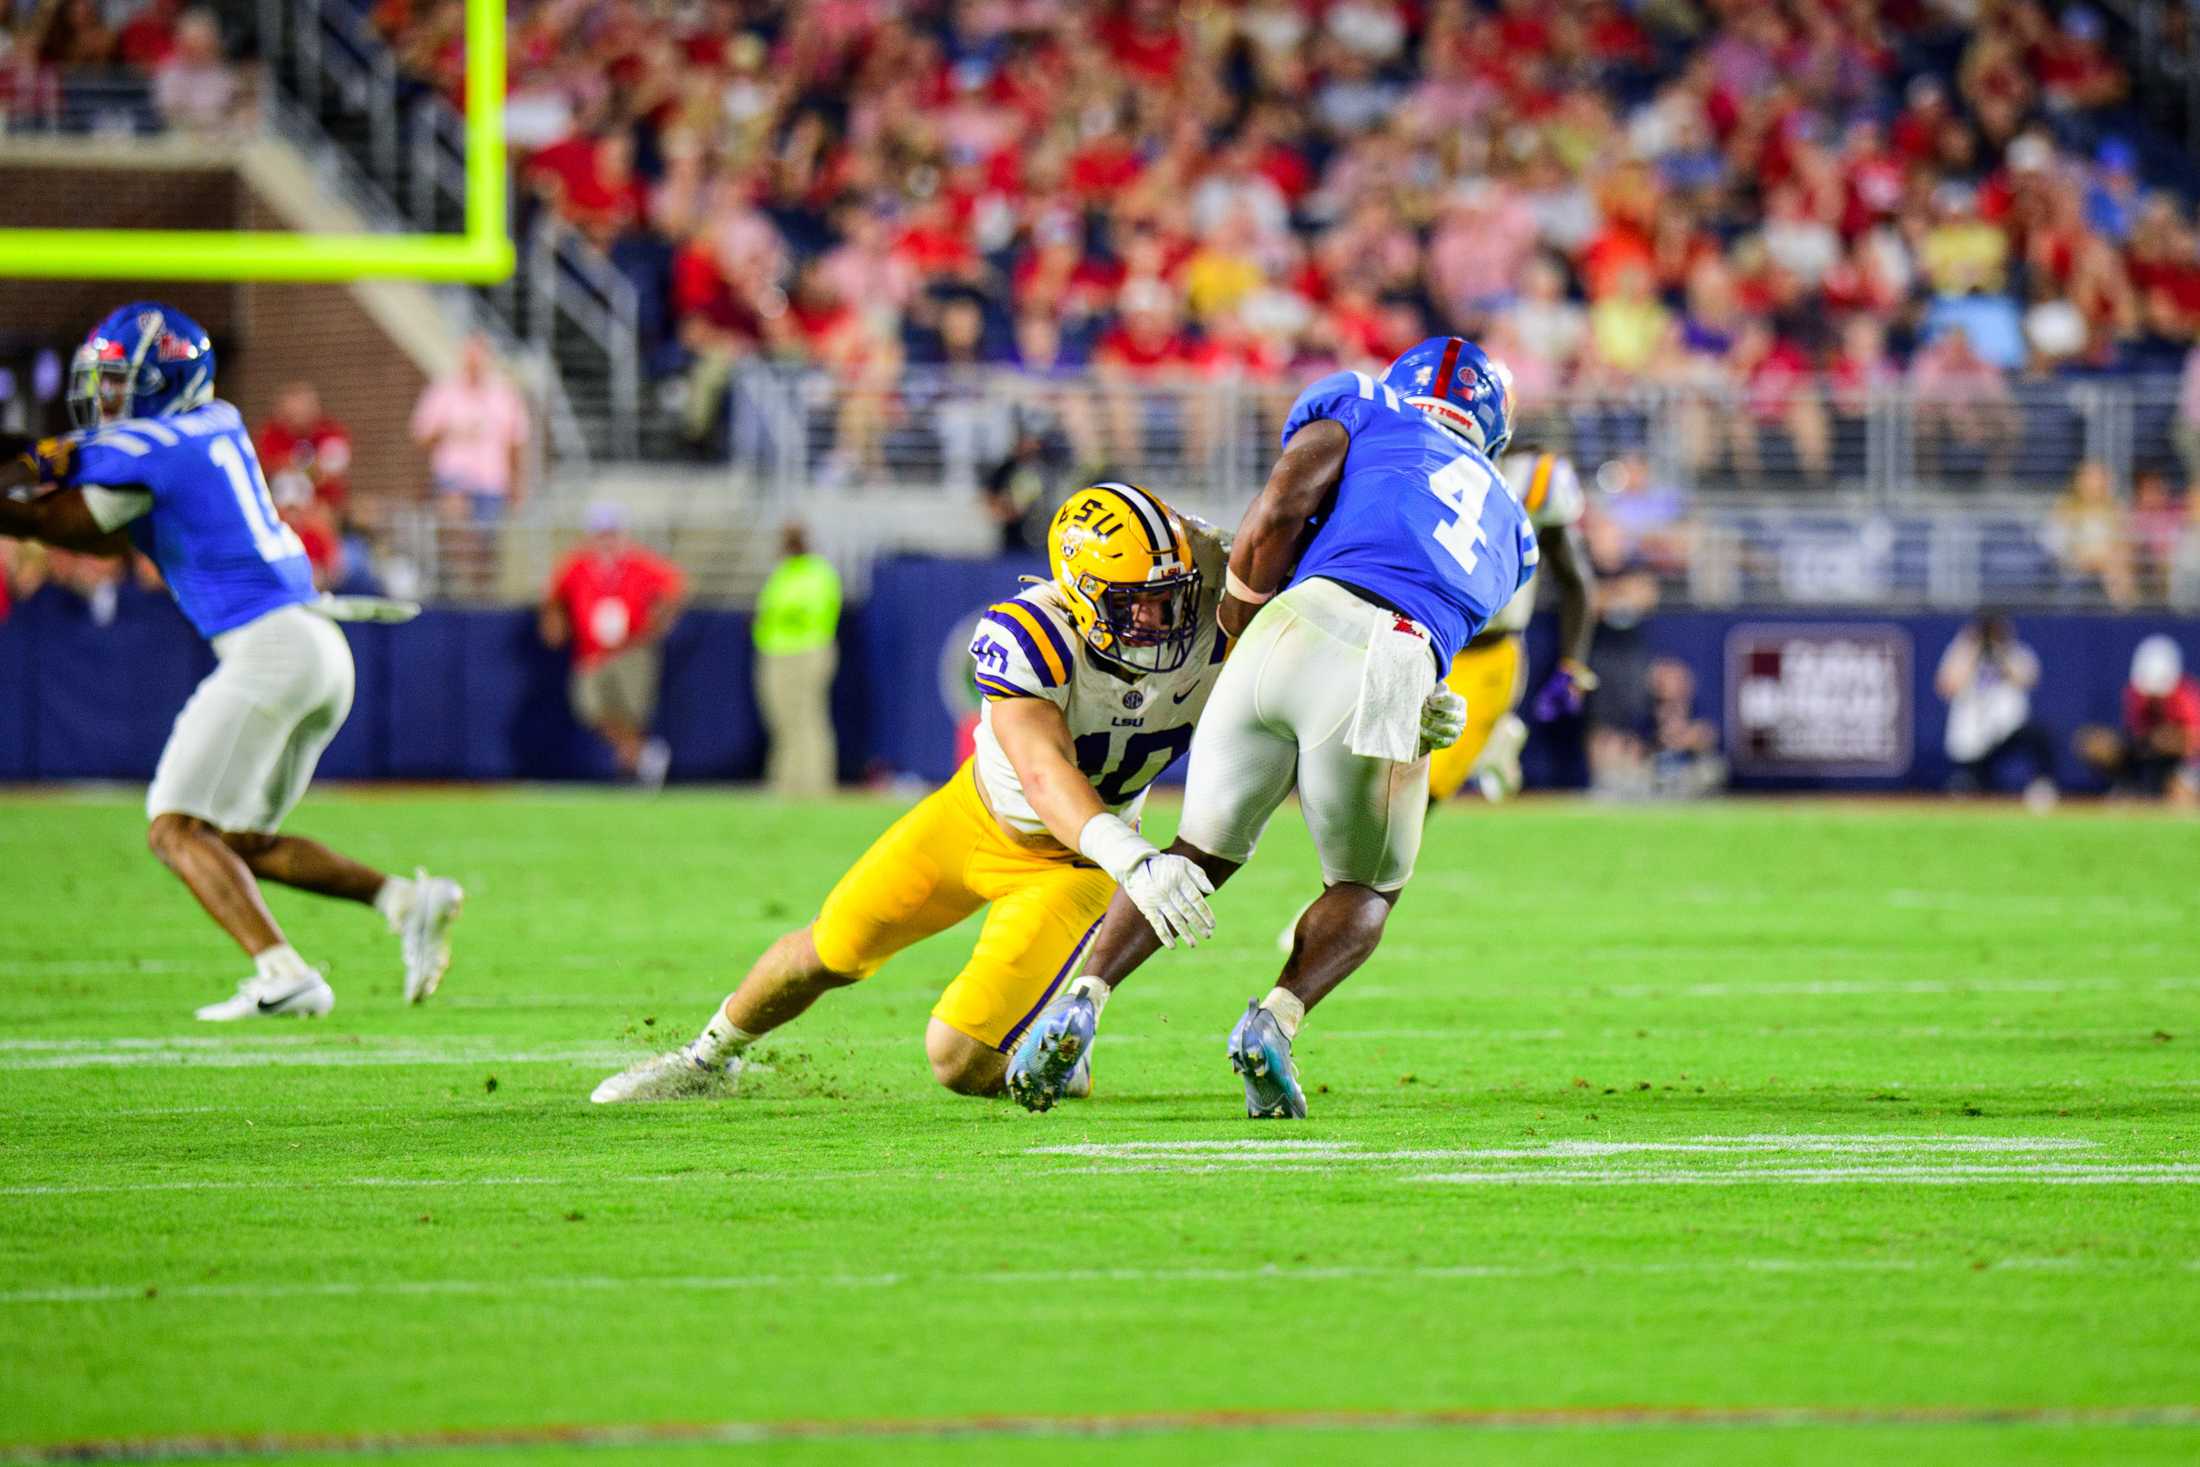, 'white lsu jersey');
968,525,1229,838
1483,450,1585,637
